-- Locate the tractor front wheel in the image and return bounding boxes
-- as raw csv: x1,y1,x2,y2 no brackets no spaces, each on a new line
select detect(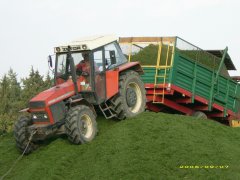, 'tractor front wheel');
65,105,97,144
14,116,36,154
